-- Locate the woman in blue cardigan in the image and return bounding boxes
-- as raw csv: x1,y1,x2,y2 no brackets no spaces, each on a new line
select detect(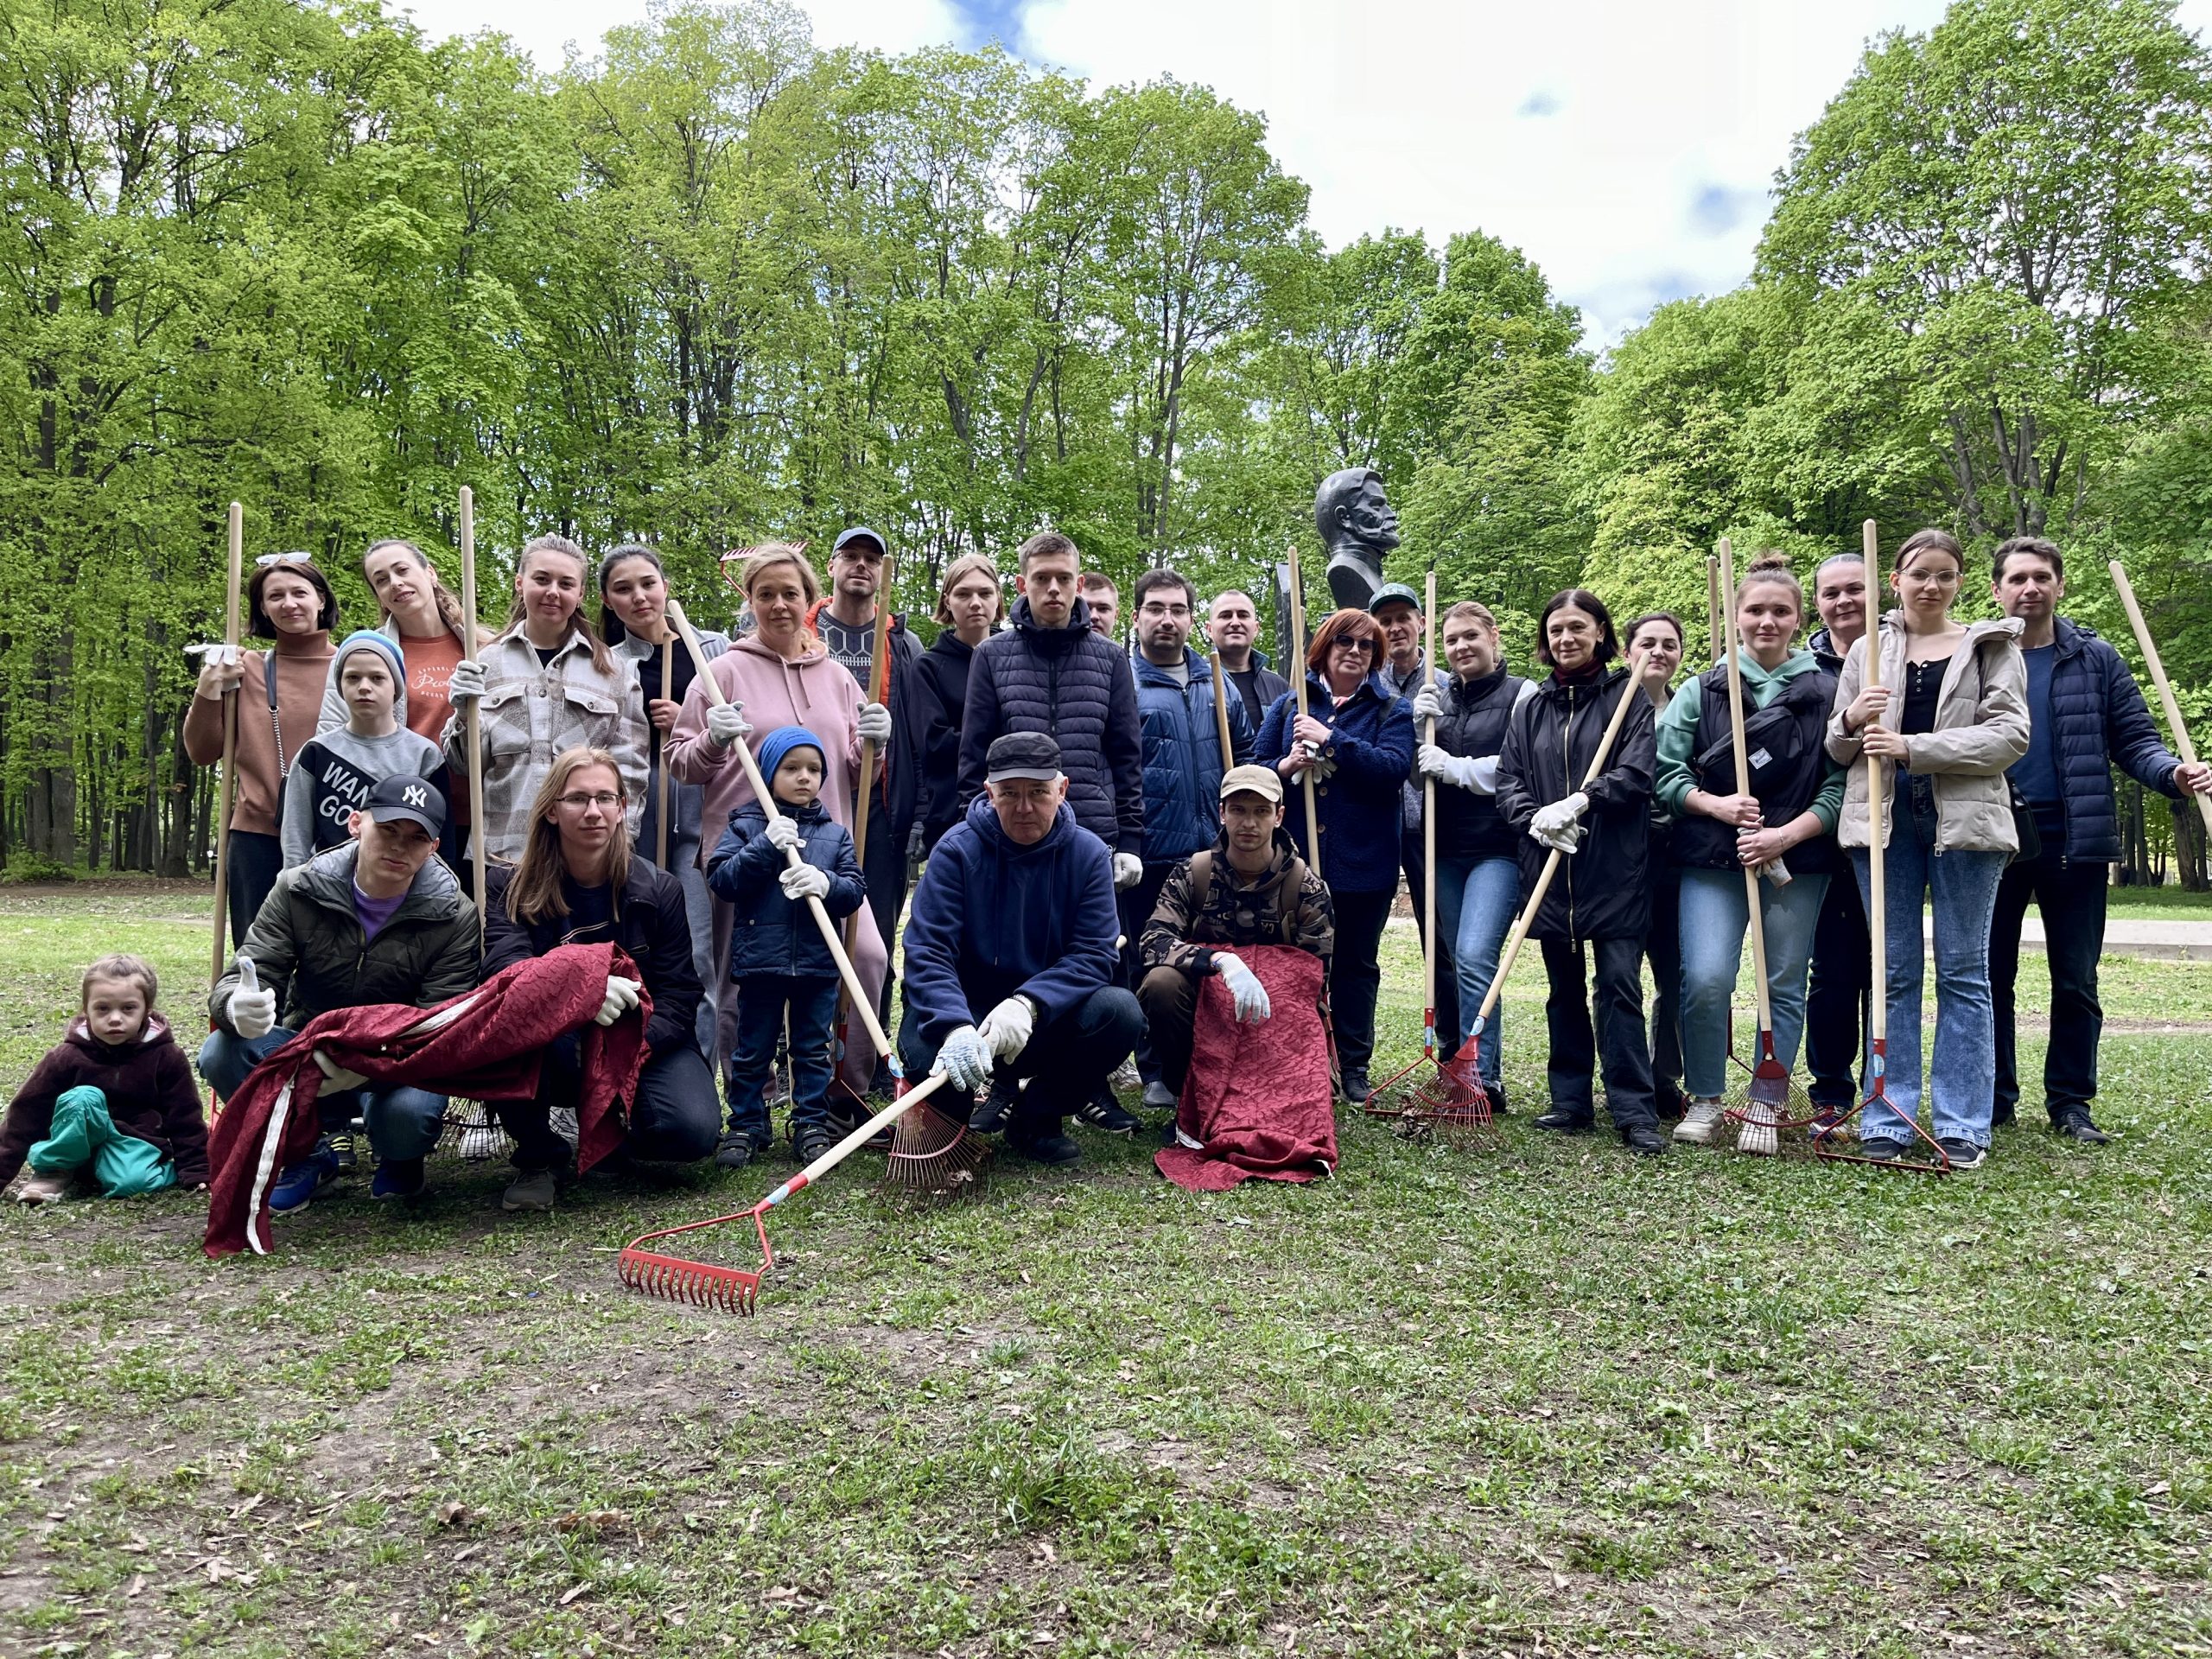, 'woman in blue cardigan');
1255,607,1415,1104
